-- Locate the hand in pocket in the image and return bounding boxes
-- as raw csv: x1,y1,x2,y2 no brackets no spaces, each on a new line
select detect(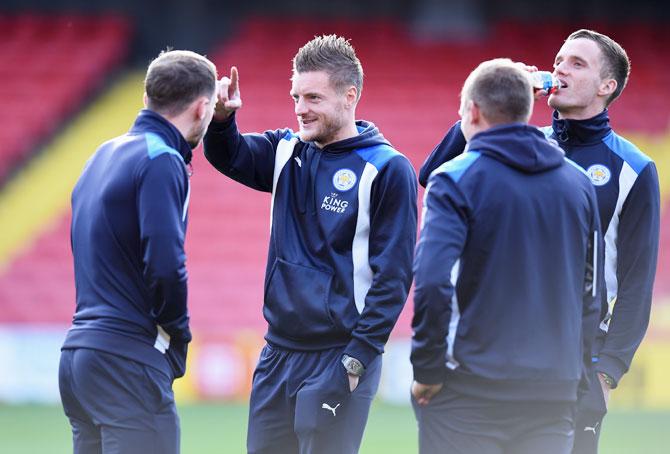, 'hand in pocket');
597,374,611,410
347,373,359,392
